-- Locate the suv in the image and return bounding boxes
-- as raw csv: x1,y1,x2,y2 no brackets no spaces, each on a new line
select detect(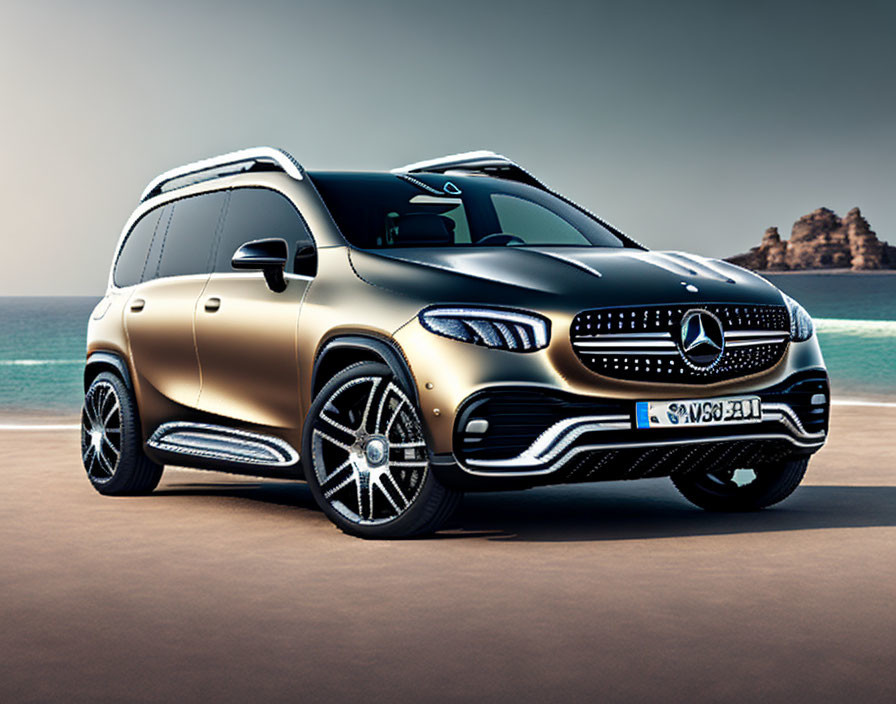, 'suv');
82,147,829,538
